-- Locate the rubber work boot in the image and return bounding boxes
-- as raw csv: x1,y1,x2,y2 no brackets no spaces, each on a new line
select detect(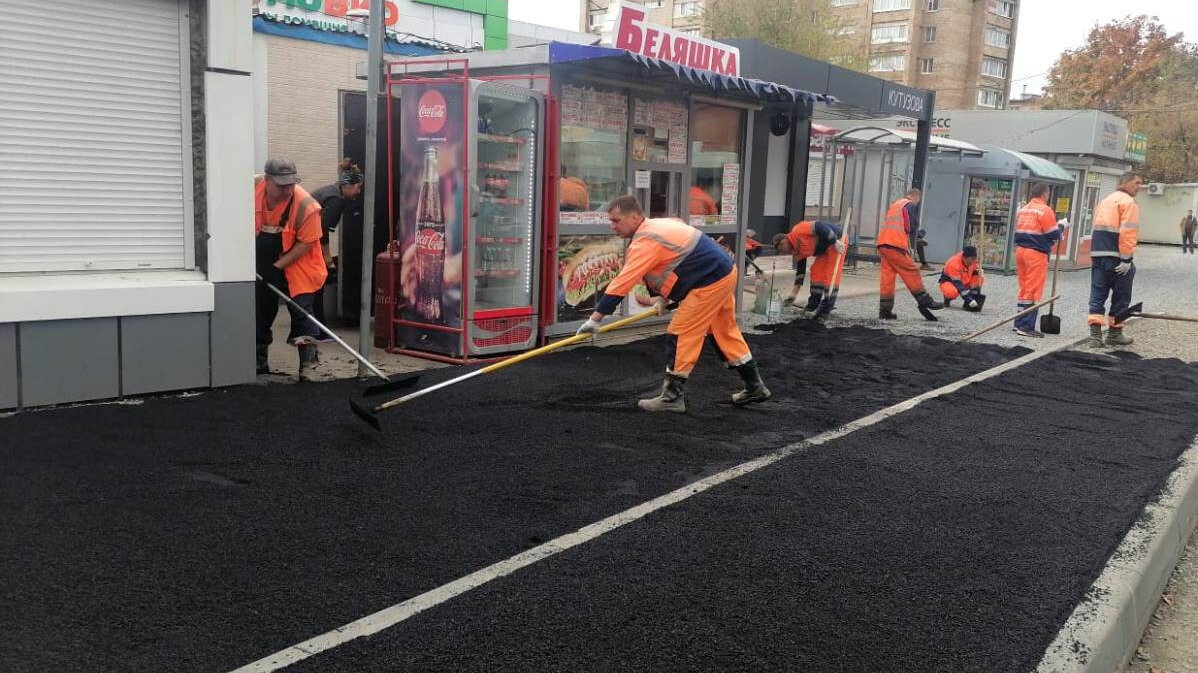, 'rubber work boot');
1106,326,1134,347
638,373,687,413
731,361,771,406
297,344,320,381
256,345,270,375
1087,324,1105,348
